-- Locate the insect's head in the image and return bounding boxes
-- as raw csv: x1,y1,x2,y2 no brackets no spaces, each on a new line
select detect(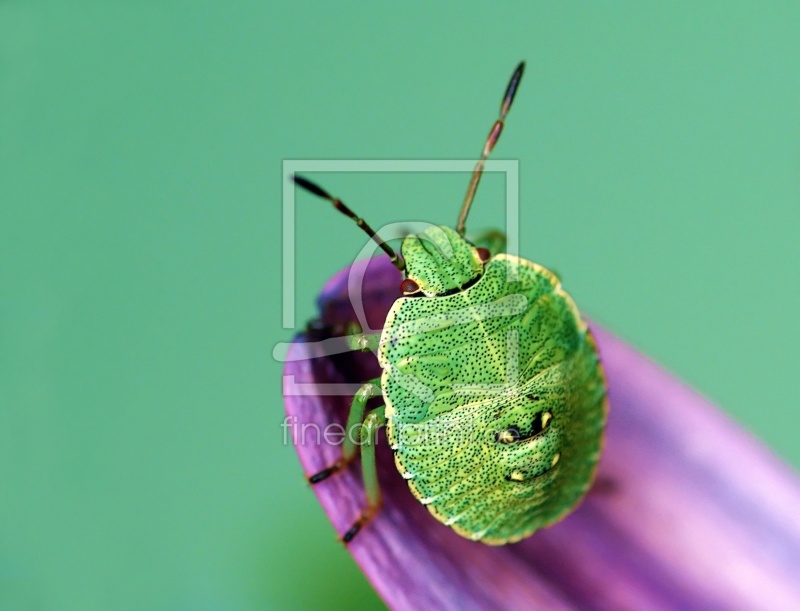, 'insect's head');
399,225,486,297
